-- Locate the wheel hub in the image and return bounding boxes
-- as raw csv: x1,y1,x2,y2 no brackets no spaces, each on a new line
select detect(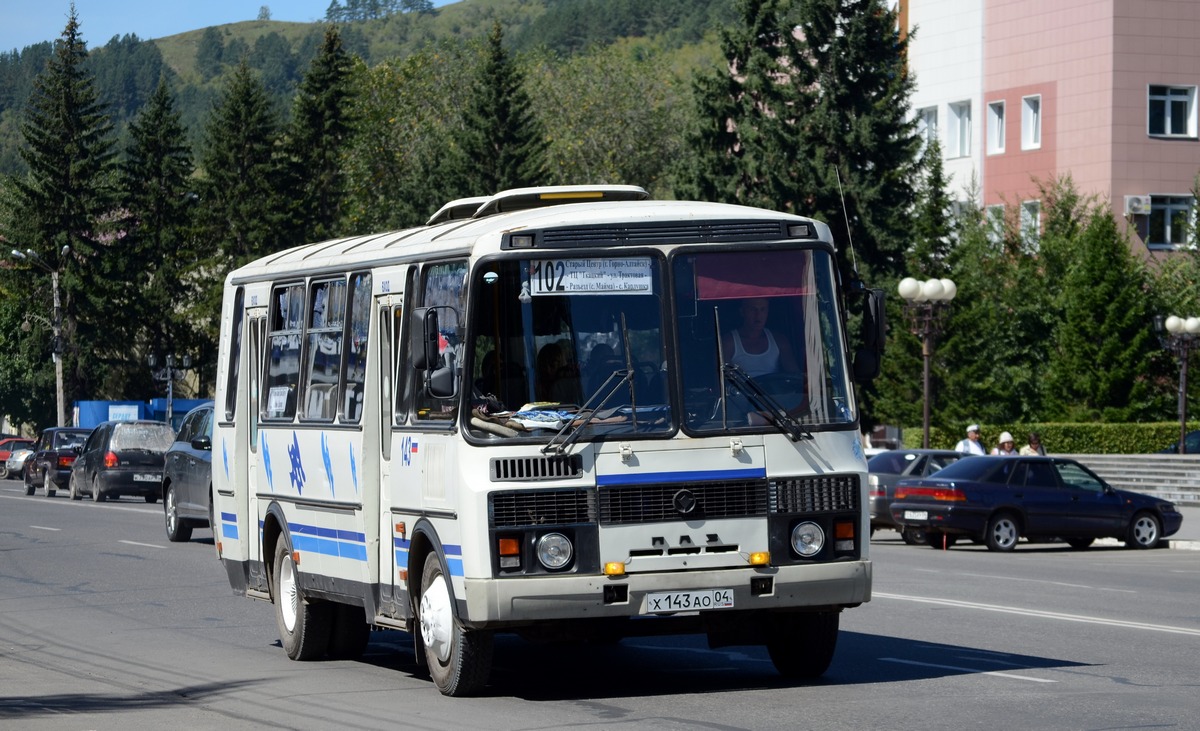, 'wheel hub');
419,573,453,663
